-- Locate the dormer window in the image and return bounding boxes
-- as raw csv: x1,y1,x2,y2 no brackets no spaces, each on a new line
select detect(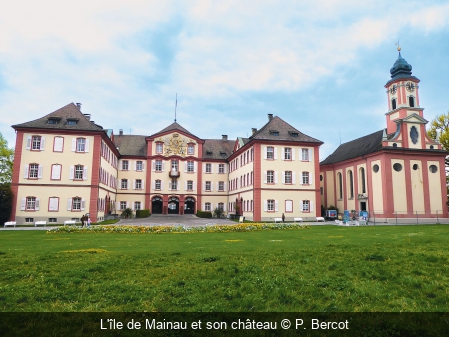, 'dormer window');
220,152,226,157
206,151,212,155
289,132,299,137
47,117,61,125
409,96,415,107
270,130,279,136
391,98,397,110
67,118,79,126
